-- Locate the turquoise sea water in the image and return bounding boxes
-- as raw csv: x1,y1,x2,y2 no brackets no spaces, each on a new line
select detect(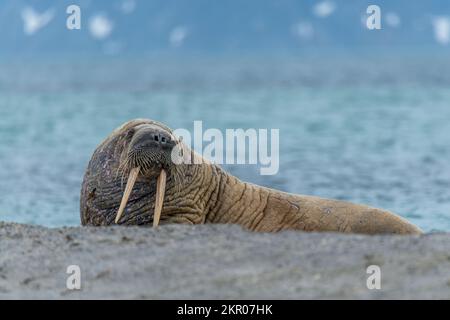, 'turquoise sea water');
1,57,450,231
